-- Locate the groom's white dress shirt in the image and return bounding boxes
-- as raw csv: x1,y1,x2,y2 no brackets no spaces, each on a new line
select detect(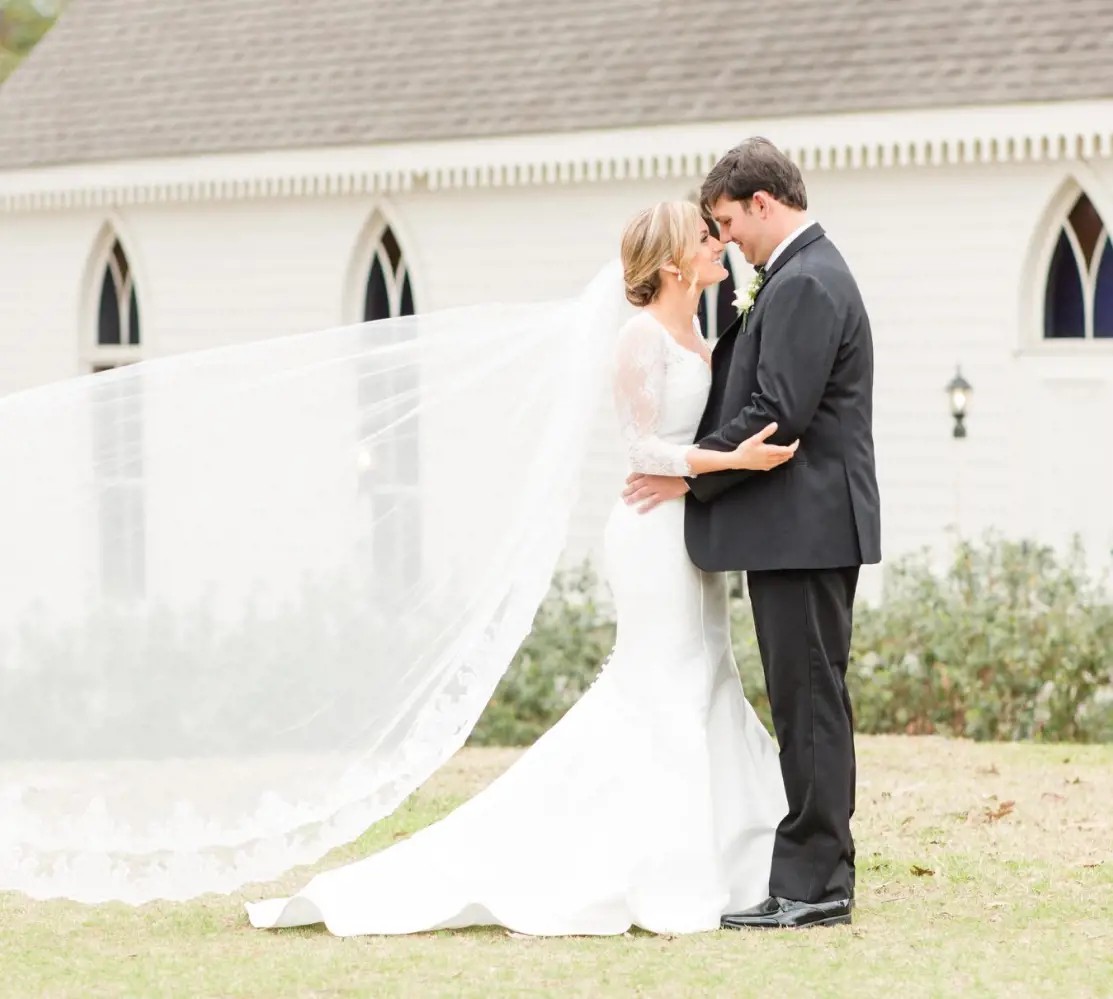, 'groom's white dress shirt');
764,219,817,270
